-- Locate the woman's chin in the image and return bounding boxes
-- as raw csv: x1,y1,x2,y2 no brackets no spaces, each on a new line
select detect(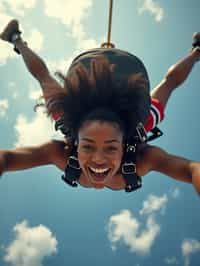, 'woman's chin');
89,175,109,188
92,182,105,189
